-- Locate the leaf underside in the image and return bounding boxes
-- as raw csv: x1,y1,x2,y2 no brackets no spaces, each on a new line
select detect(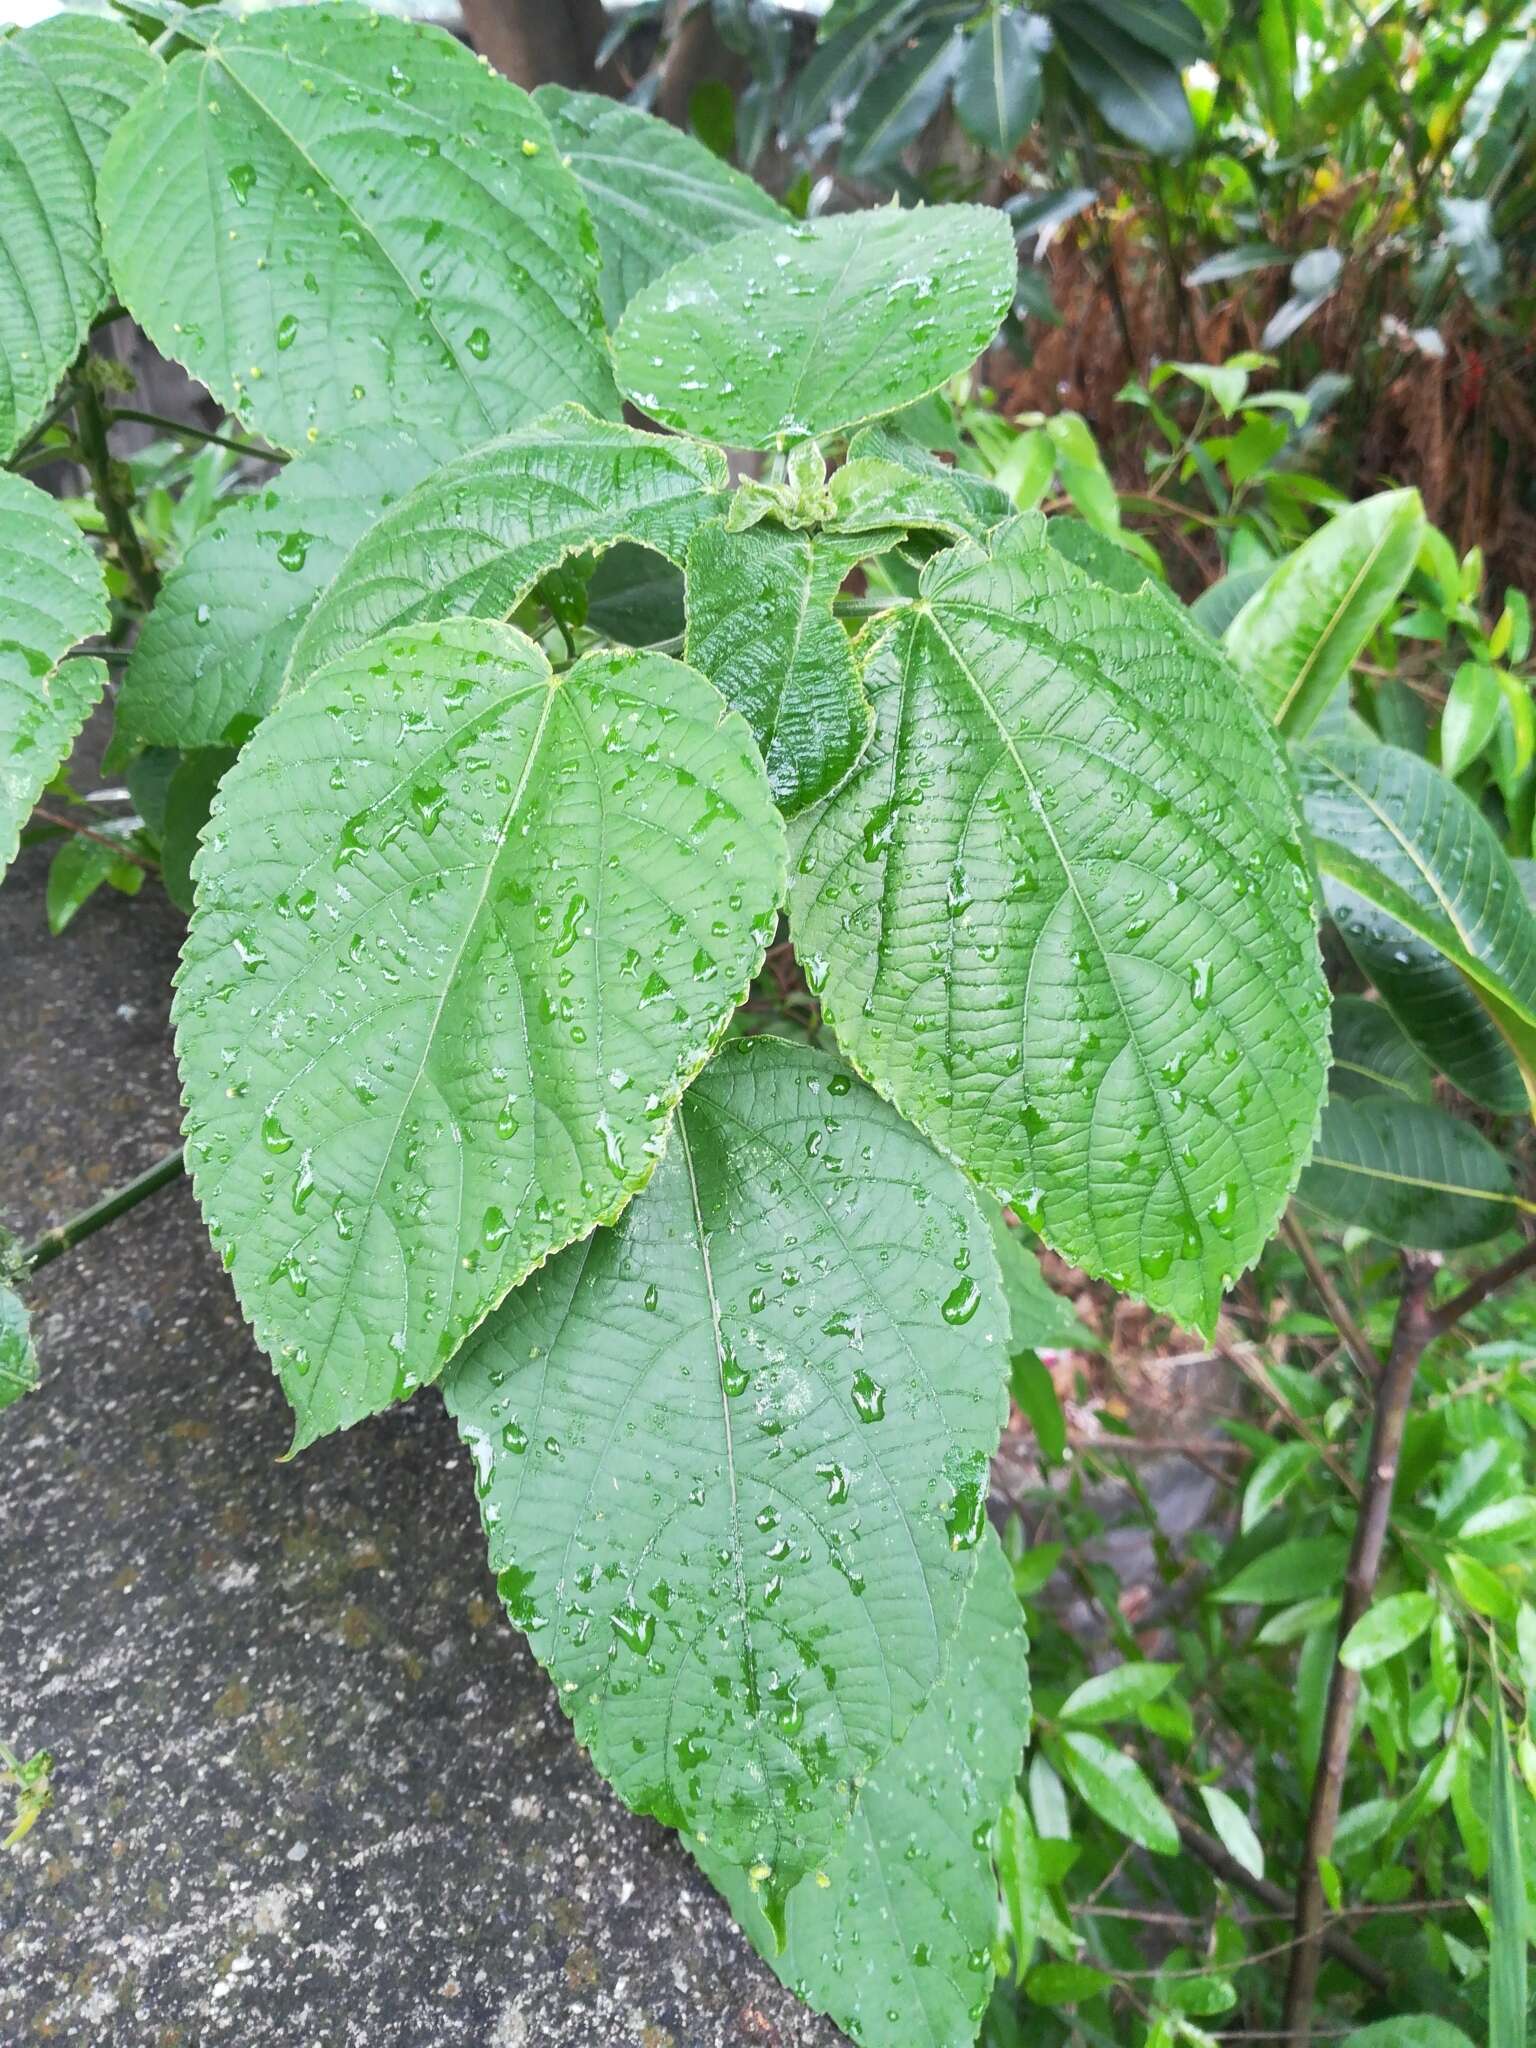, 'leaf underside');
613,205,1017,450
790,517,1330,1330
288,406,728,690
0,469,110,872
98,4,617,453
174,622,786,1449
701,1527,1030,2048
443,1036,1008,1886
